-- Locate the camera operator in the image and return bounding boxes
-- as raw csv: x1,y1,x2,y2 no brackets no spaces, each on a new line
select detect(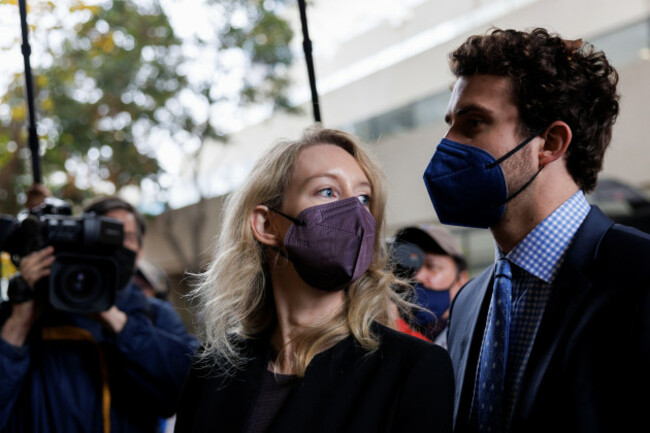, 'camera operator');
0,196,198,433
